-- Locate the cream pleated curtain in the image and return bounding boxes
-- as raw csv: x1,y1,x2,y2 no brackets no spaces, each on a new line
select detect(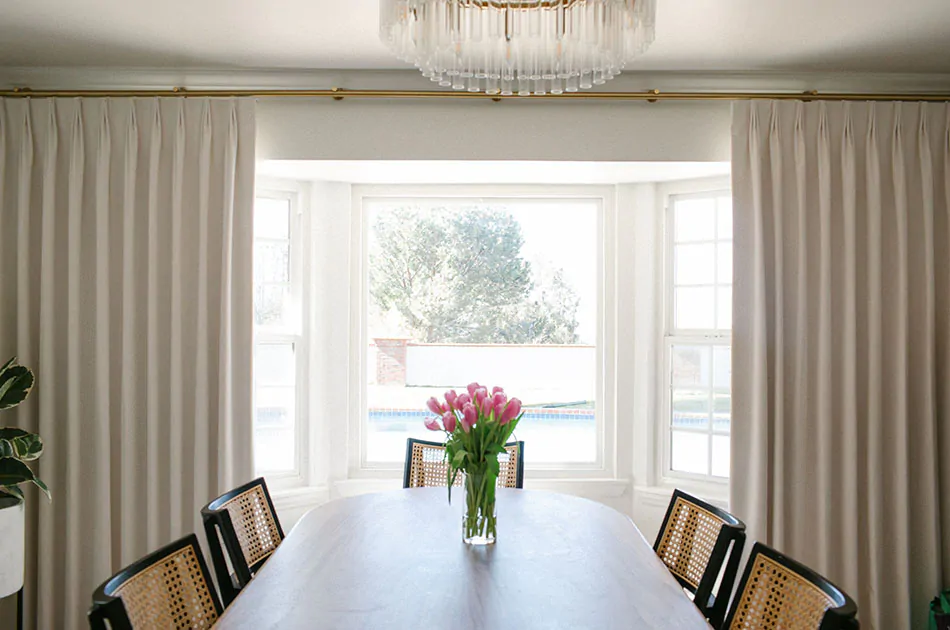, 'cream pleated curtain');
732,100,950,629
0,98,256,628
